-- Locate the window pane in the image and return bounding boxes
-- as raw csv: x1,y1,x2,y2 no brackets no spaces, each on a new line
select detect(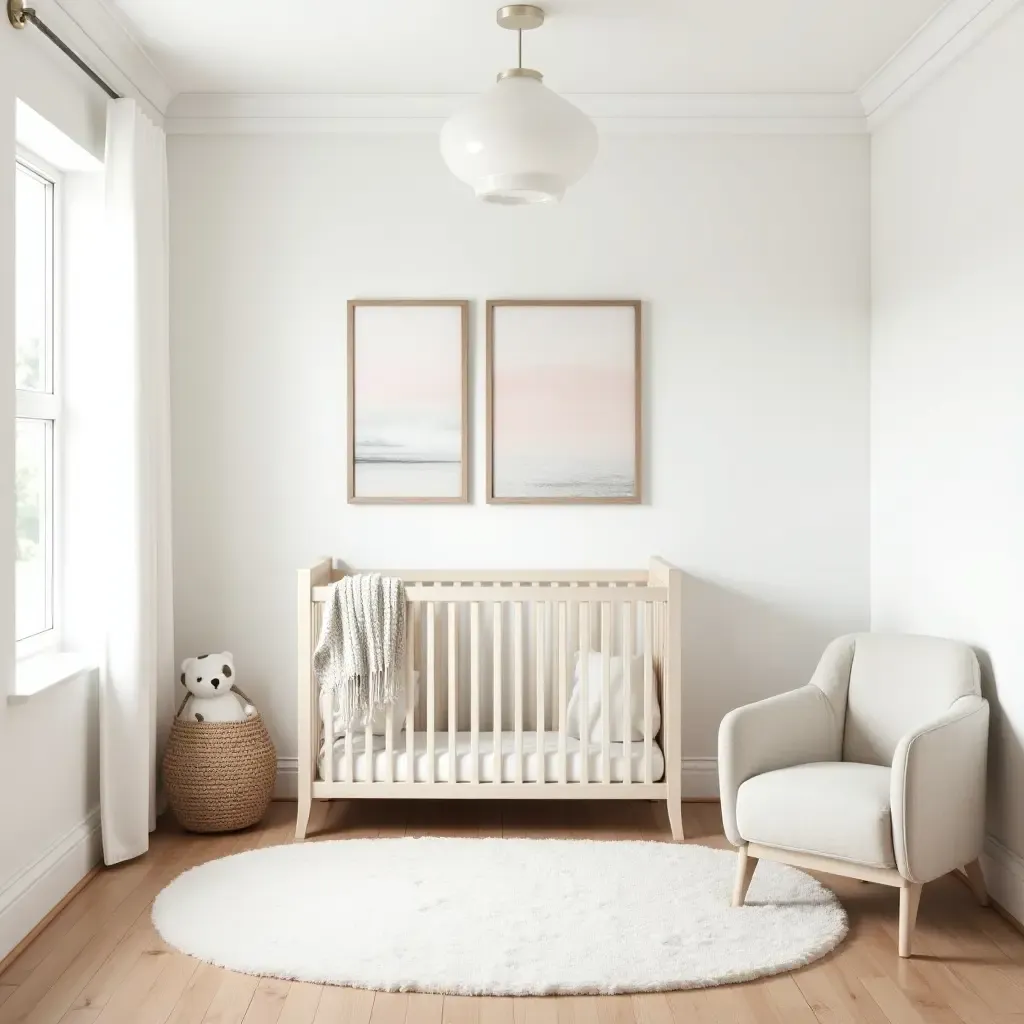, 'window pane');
15,164,50,393
16,418,50,641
